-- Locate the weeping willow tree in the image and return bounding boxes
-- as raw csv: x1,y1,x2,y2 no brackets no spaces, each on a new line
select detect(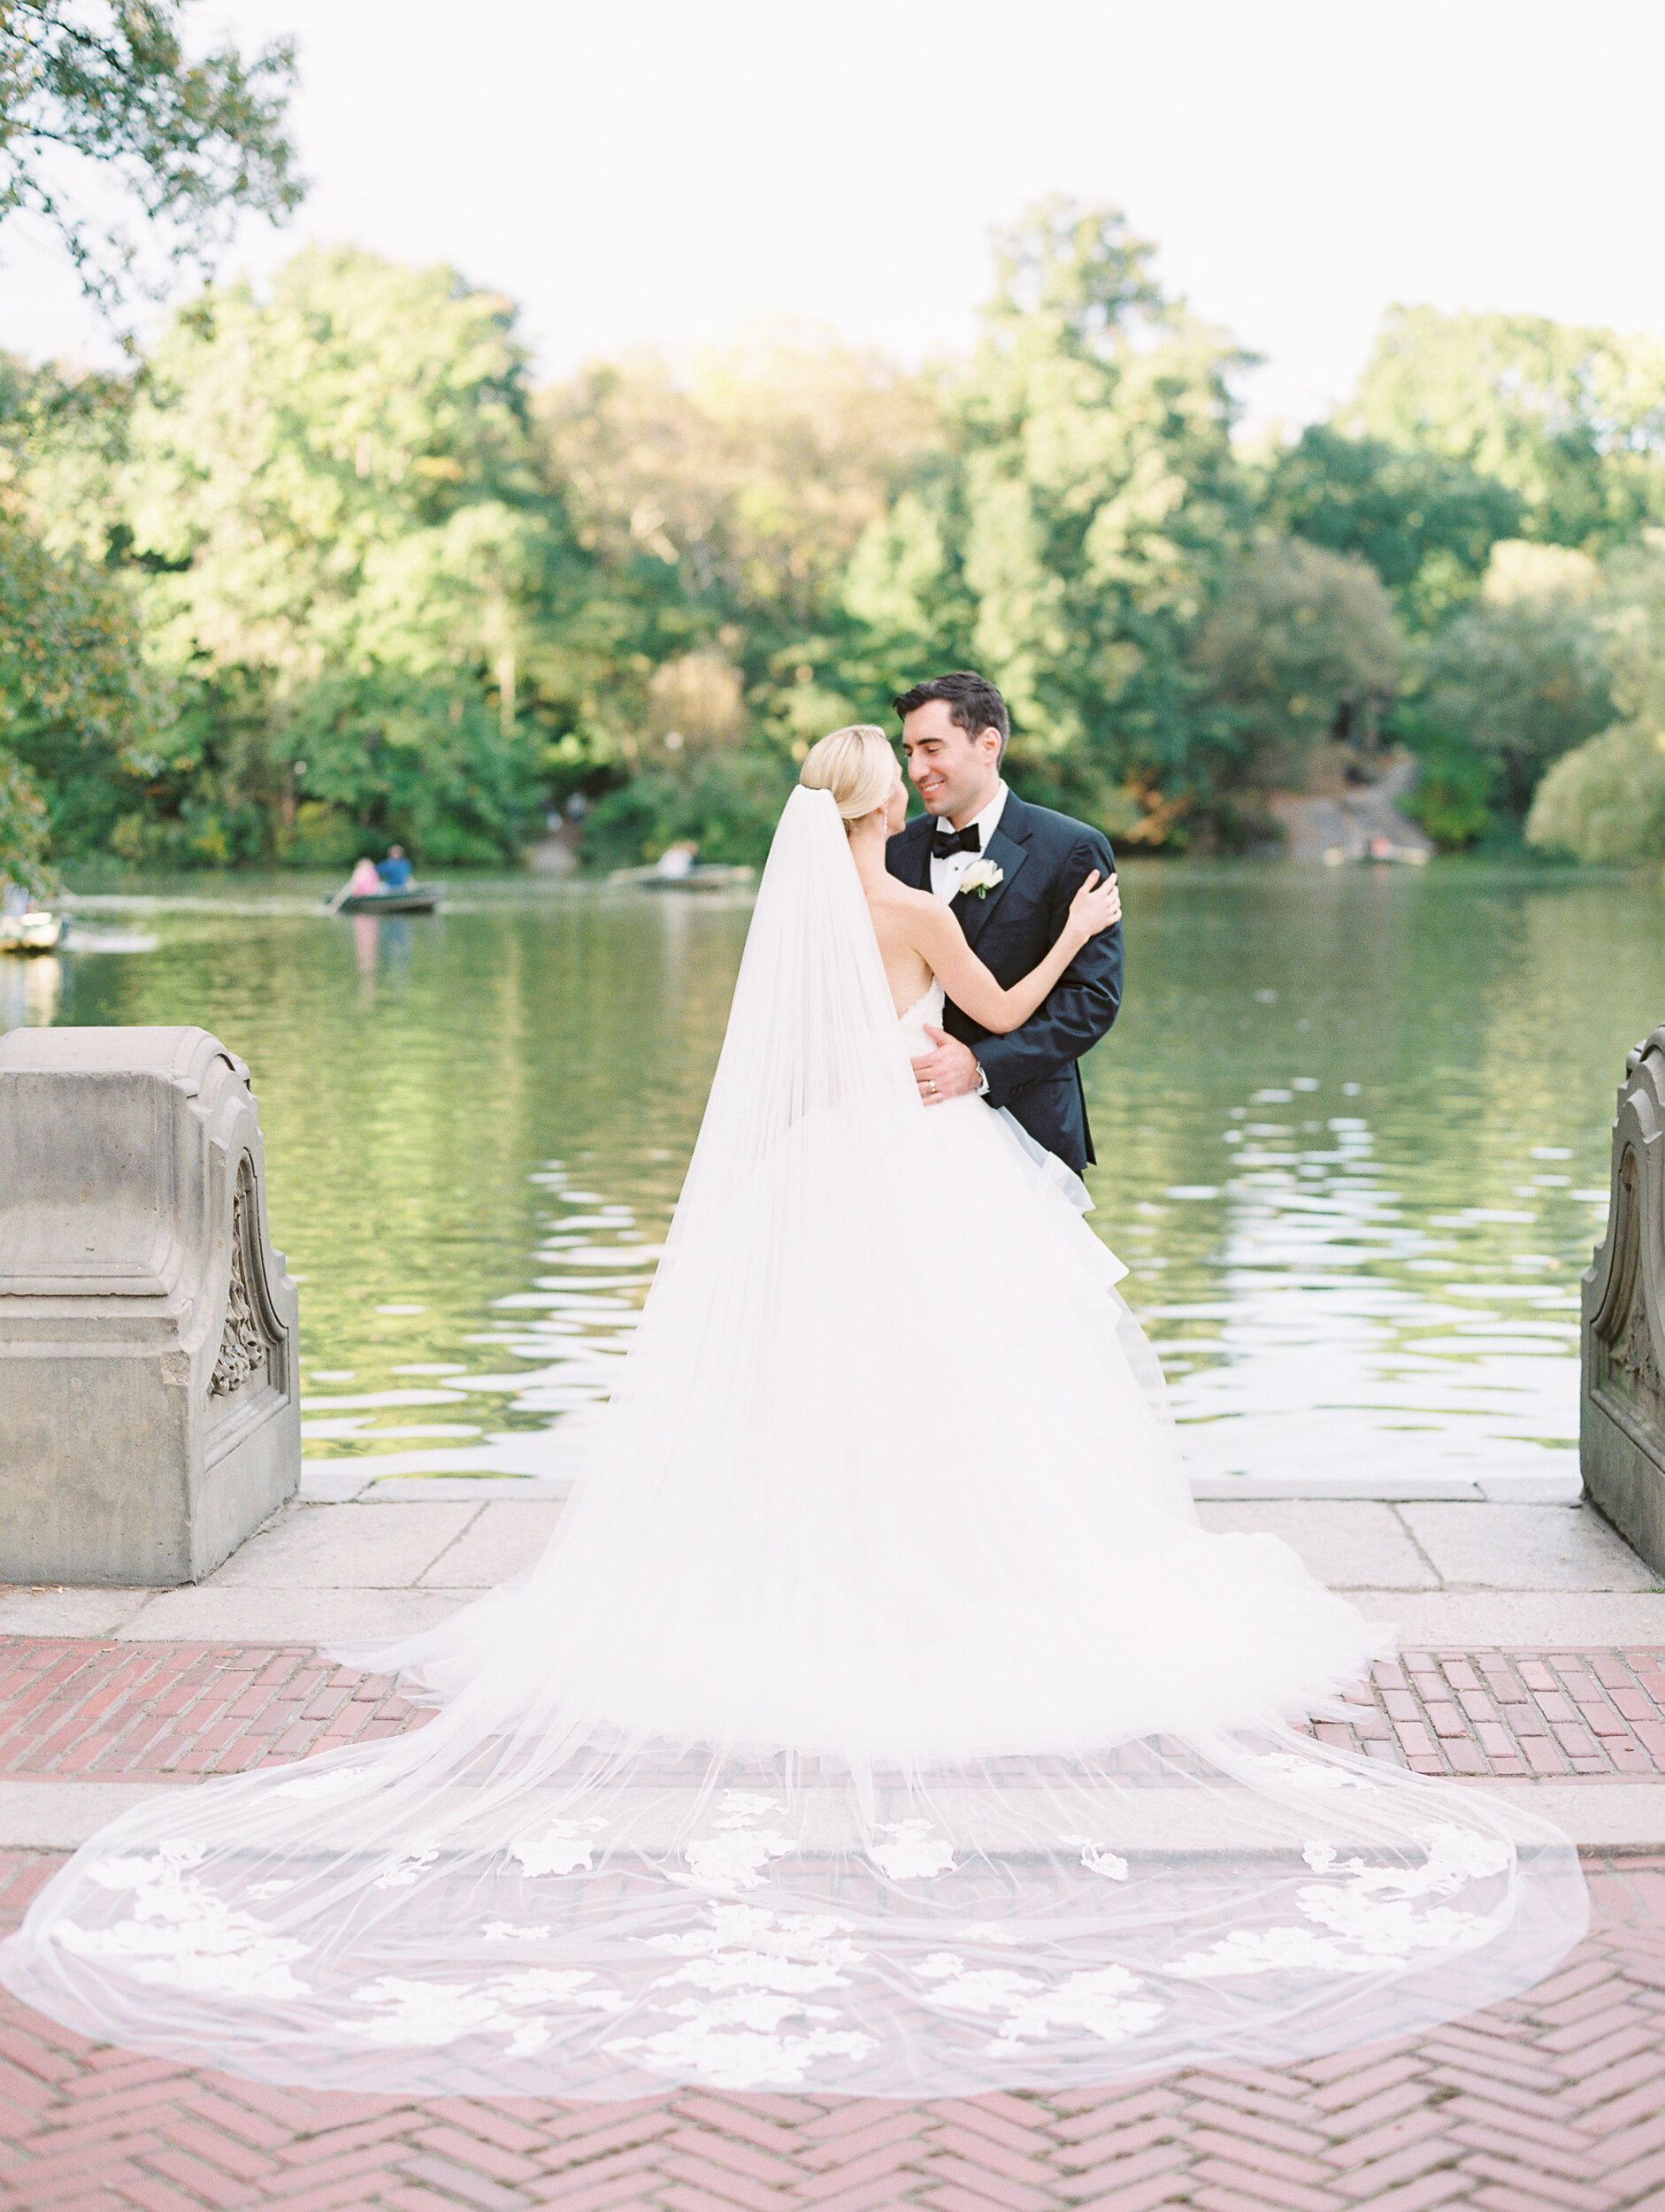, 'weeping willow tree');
1527,537,1665,861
